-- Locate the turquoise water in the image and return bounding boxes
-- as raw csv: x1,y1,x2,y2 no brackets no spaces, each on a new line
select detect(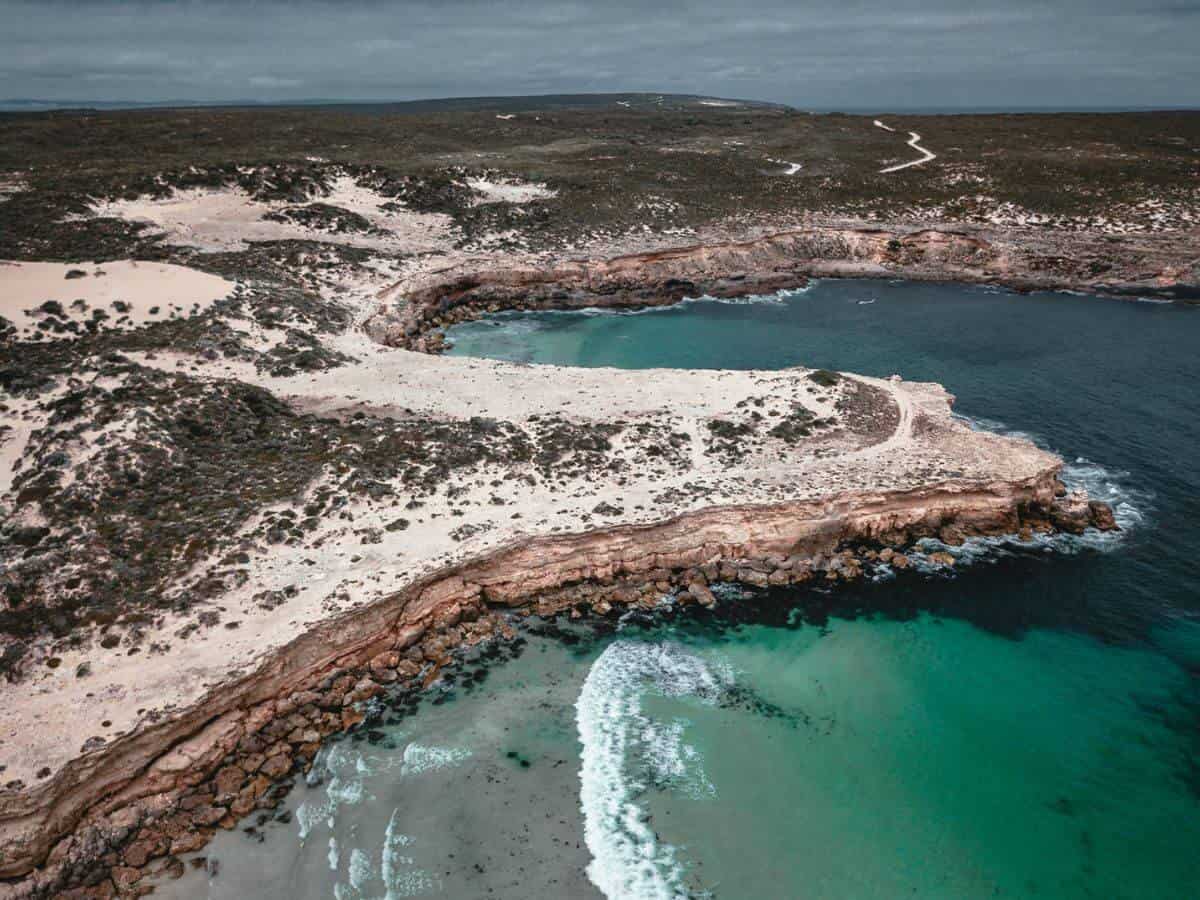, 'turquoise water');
163,281,1200,898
